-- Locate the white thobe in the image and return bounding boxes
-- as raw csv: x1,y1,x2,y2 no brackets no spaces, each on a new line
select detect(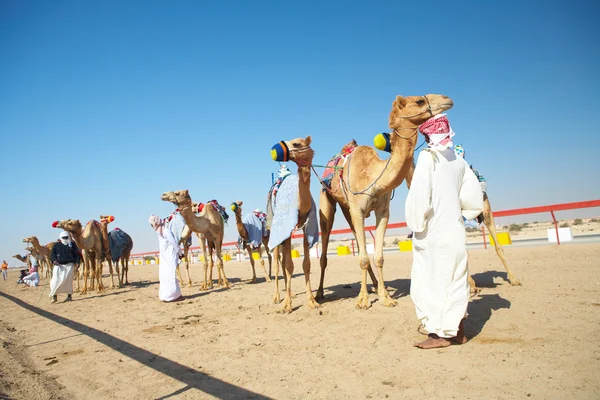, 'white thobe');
49,263,74,297
157,228,183,302
23,271,40,287
405,148,483,338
